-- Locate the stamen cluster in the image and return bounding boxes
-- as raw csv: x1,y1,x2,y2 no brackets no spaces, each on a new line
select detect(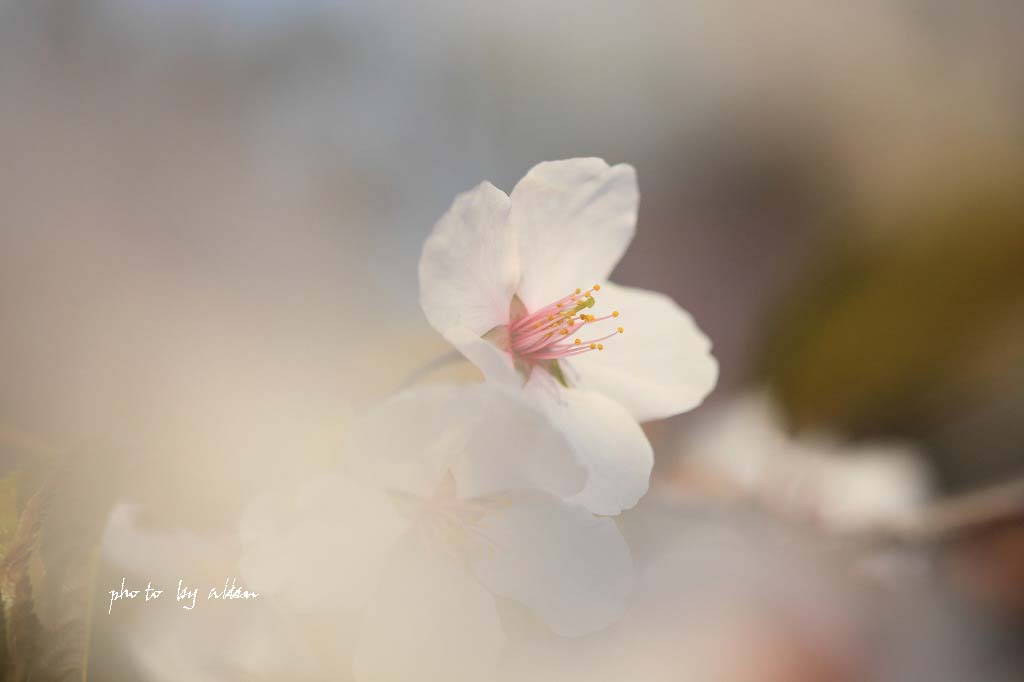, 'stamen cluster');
508,284,623,363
